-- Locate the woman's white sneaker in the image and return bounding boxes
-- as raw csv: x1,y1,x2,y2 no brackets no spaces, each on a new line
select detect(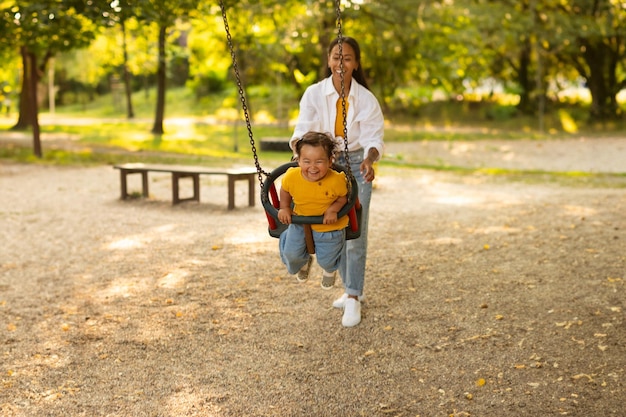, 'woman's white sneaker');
332,293,365,309
342,298,361,327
